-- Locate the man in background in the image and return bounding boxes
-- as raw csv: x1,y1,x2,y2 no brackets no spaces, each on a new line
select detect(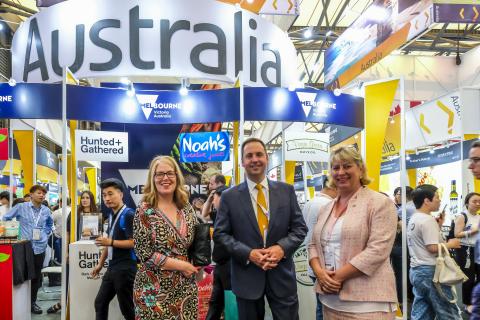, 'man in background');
0,190,16,218
203,174,226,222
3,185,53,314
